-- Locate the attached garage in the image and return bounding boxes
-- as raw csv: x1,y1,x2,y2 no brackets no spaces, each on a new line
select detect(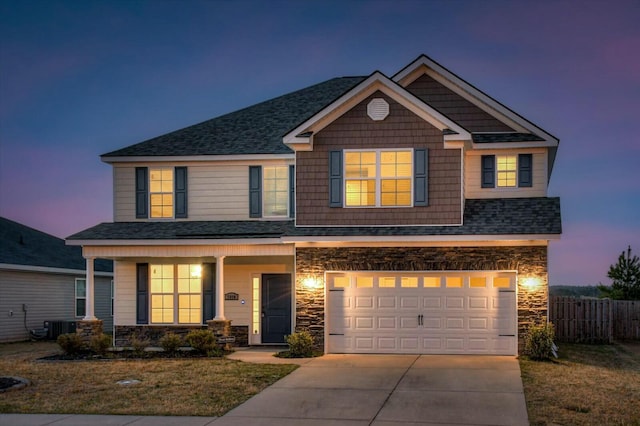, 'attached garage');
326,271,517,355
